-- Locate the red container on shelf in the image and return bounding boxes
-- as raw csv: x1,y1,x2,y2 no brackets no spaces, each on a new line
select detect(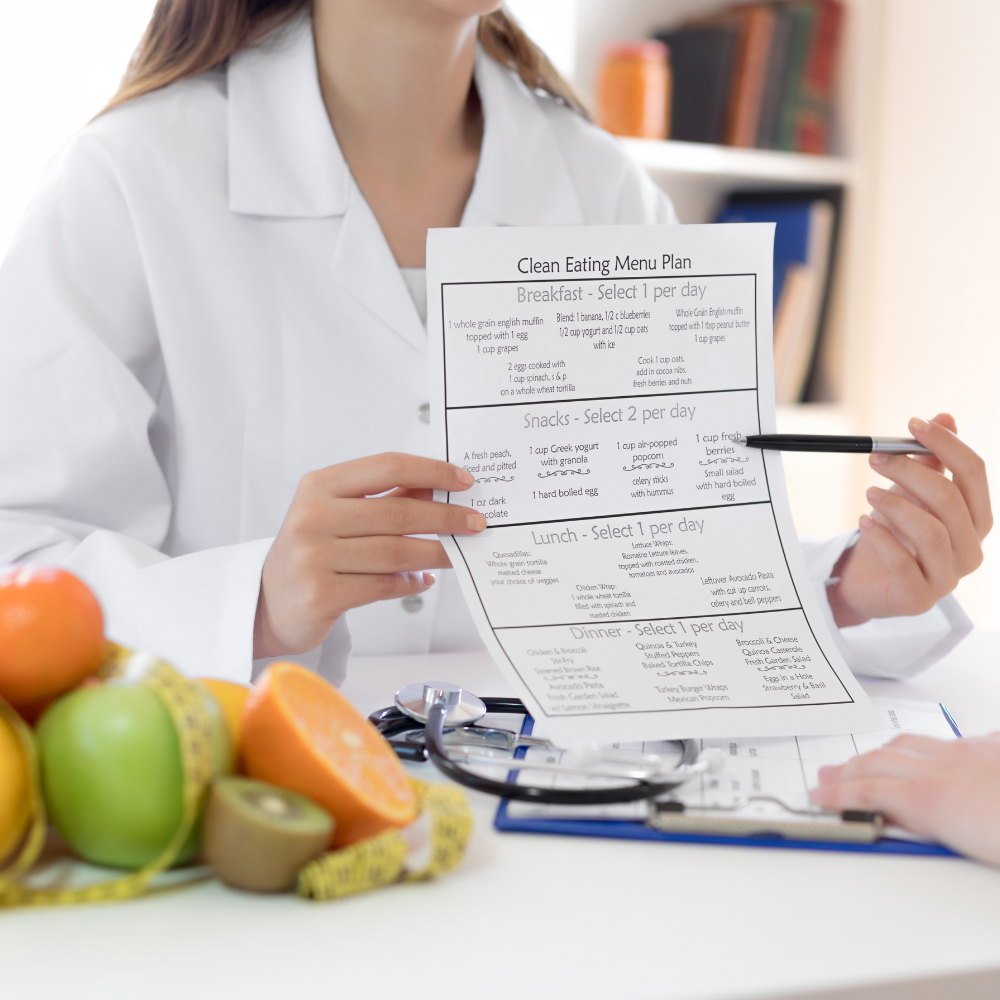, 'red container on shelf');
597,40,671,139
